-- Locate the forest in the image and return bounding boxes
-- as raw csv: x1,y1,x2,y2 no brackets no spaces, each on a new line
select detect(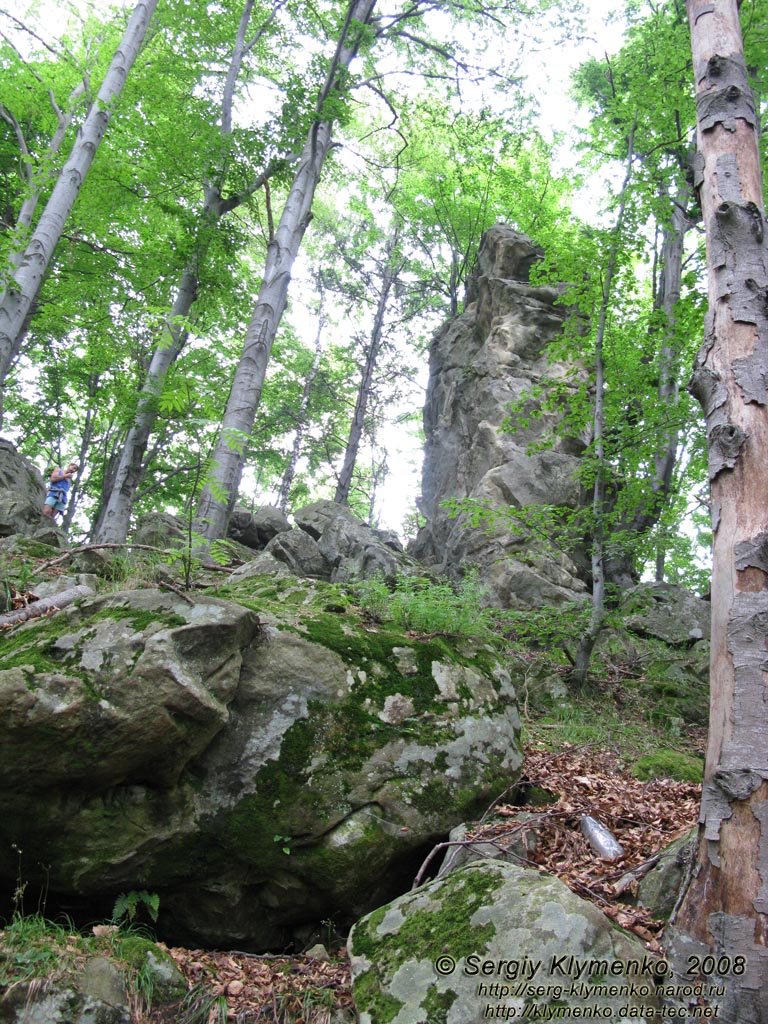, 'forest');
4,0,763,575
